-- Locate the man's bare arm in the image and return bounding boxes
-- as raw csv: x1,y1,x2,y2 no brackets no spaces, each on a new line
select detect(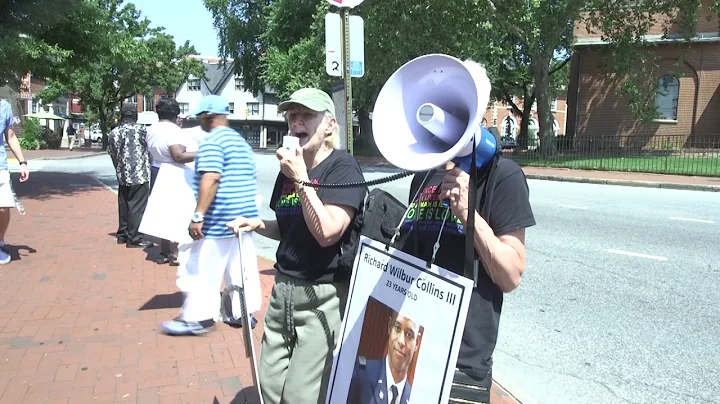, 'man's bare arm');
194,172,220,214
256,220,281,240
169,144,196,163
4,128,25,162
